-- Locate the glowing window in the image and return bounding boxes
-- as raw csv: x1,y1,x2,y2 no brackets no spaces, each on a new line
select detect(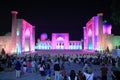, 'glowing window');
25,29,30,37
56,37,64,41
88,29,92,37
